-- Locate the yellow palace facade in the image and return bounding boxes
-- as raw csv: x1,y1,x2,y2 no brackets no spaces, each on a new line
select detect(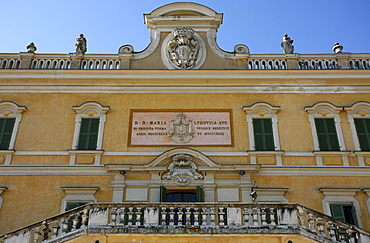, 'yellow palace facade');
0,3,370,243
